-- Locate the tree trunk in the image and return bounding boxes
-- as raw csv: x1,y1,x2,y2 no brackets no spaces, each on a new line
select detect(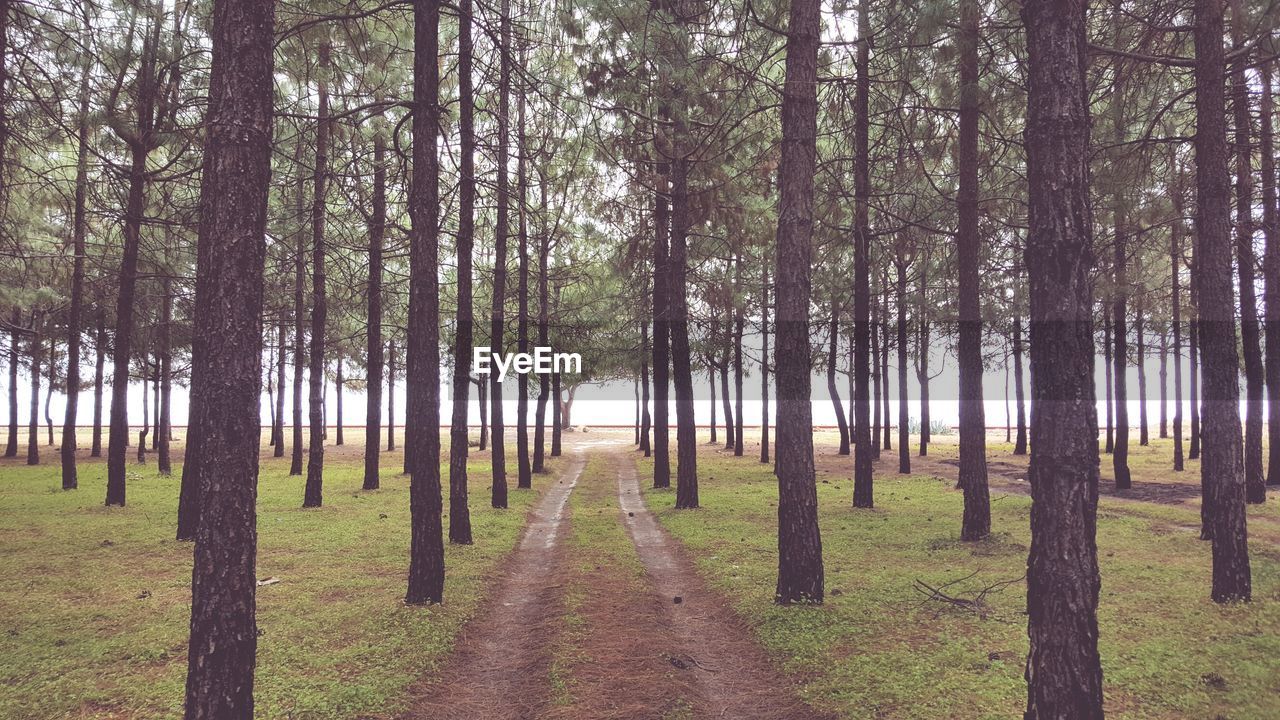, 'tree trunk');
1193,0,1251,602
708,359,718,445
158,283,172,475
405,0,445,605
2,3,16,461
62,49,91,488
476,376,487,451
272,320,285,456
773,0,824,603
551,369,561,456
1021,3,1104,713
1189,312,1200,460
303,43,331,509
871,300,881,460
489,0,512,510
448,0,475,540
137,359,148,463
916,256,930,457
516,52,531,492
760,265,770,464
733,256,745,457
6,325,18,458
1136,293,1148,447
1158,330,1168,440
1103,311,1113,454
1172,182,1185,471
1230,0,1264,503
955,0,989,539
387,340,396,452
719,356,733,448
827,309,849,455
1012,317,1028,455
670,149,698,509
896,260,910,473
652,152,671,488
180,0,273,711
1110,0,1131,491
851,0,873,508
1262,60,1280,486
27,323,40,465
881,280,892,452
534,175,552,469
334,360,343,446
639,320,651,457
364,127,385,490
290,138,306,477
